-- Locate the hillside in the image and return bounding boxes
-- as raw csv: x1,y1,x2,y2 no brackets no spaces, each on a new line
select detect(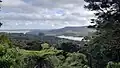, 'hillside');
27,26,95,37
